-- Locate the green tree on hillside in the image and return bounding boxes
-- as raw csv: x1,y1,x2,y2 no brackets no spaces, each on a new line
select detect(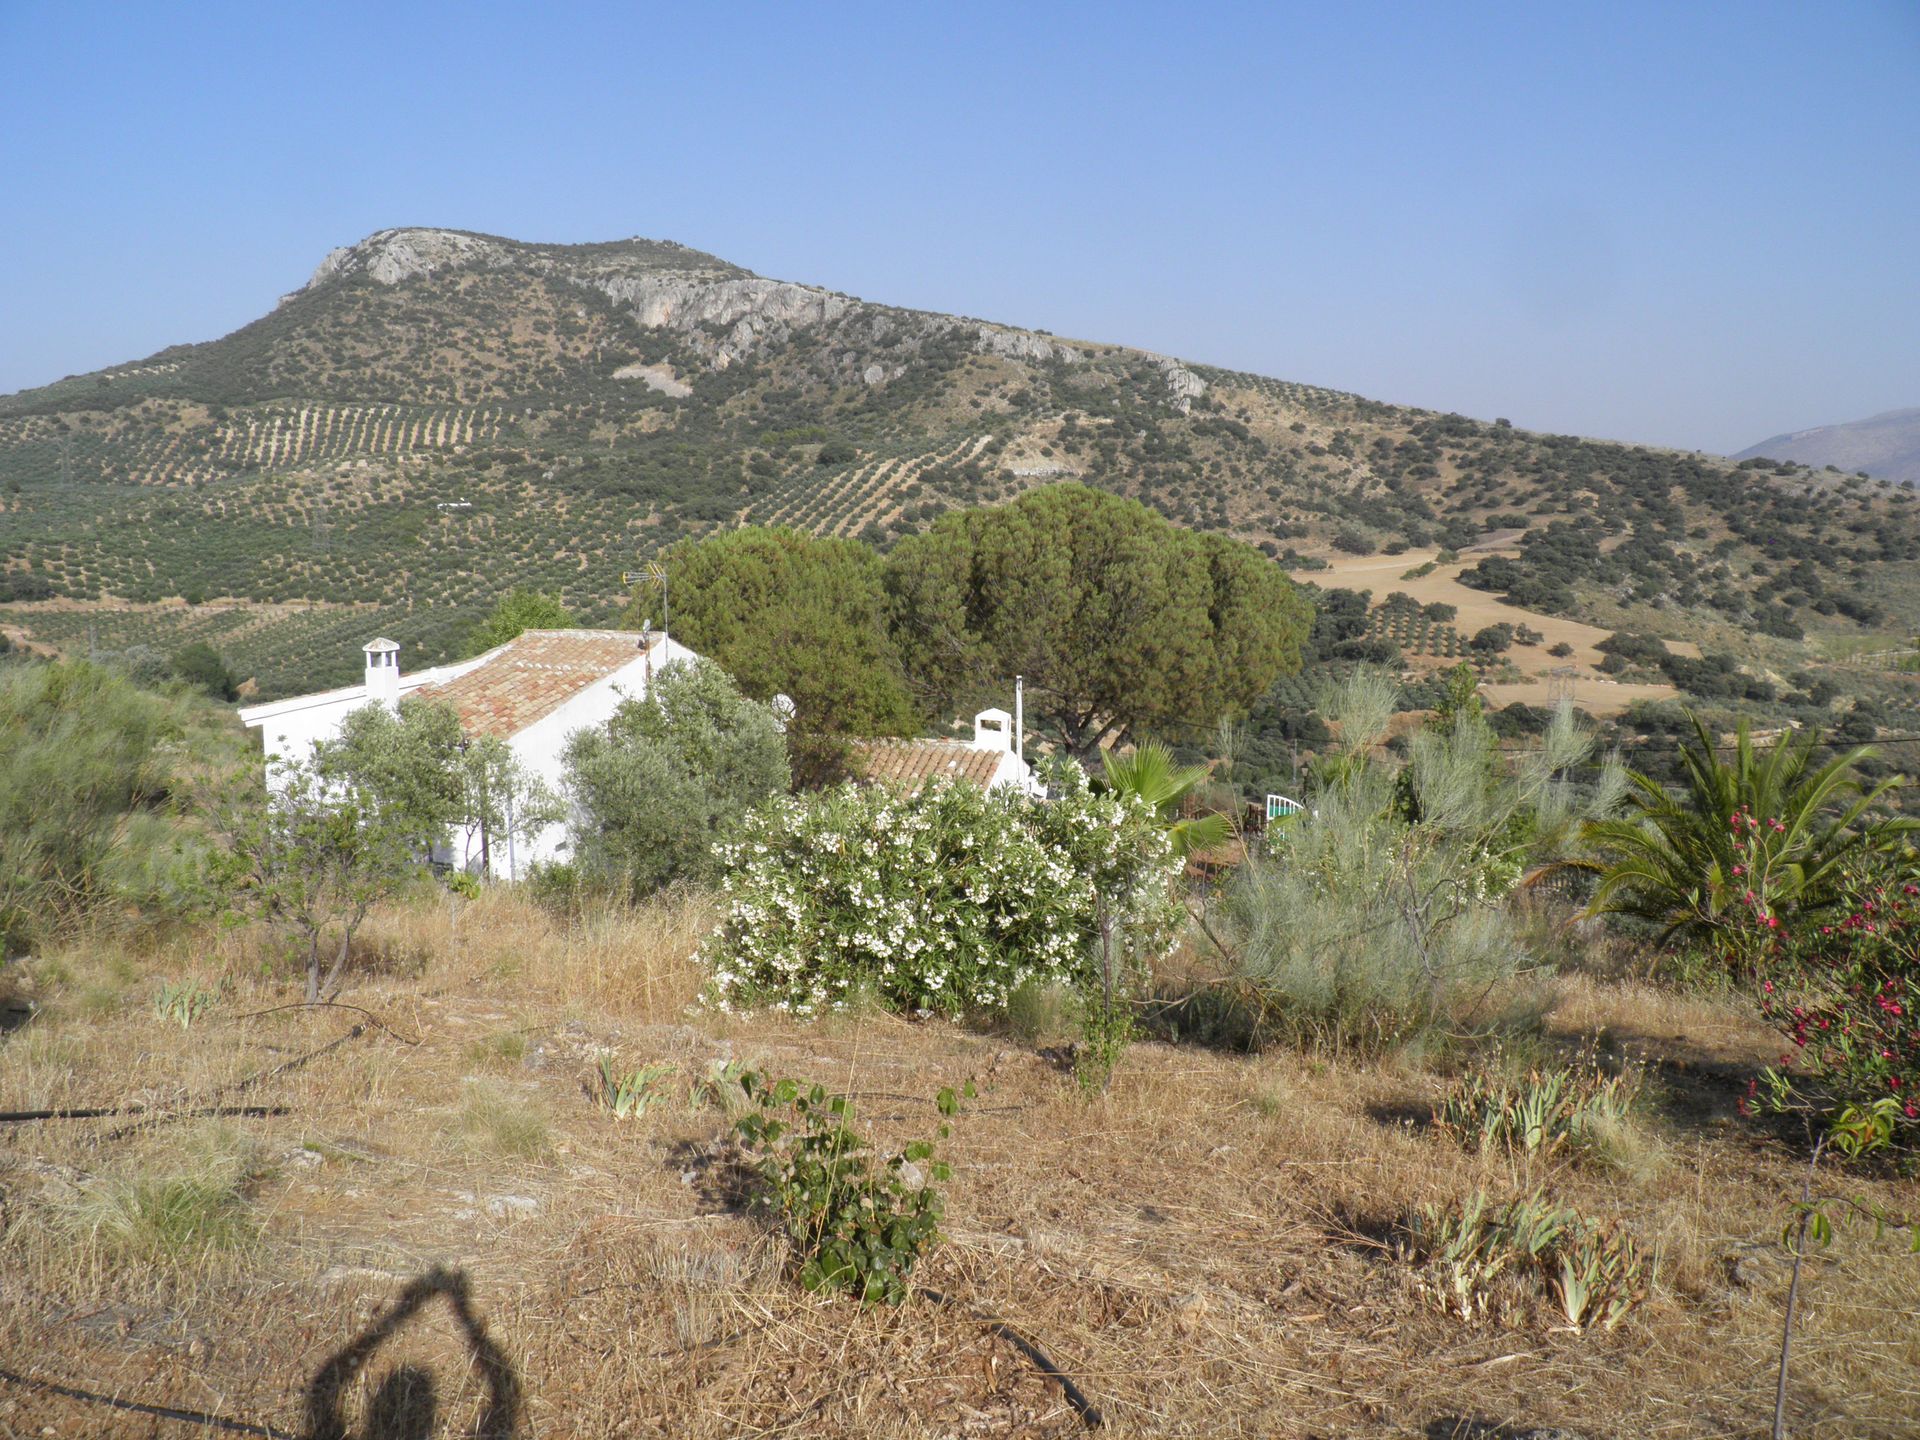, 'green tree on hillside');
465,588,574,657
884,485,1312,761
170,641,240,701
623,527,918,783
